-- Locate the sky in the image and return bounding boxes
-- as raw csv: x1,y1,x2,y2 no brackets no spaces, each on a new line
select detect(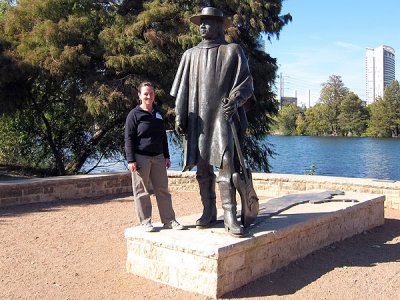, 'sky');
264,0,400,107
